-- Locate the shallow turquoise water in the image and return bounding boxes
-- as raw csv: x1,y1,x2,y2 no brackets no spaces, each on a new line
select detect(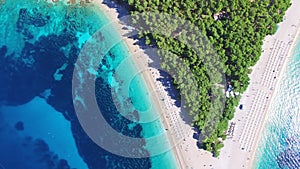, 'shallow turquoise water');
0,0,178,168
254,37,300,168
93,30,178,169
